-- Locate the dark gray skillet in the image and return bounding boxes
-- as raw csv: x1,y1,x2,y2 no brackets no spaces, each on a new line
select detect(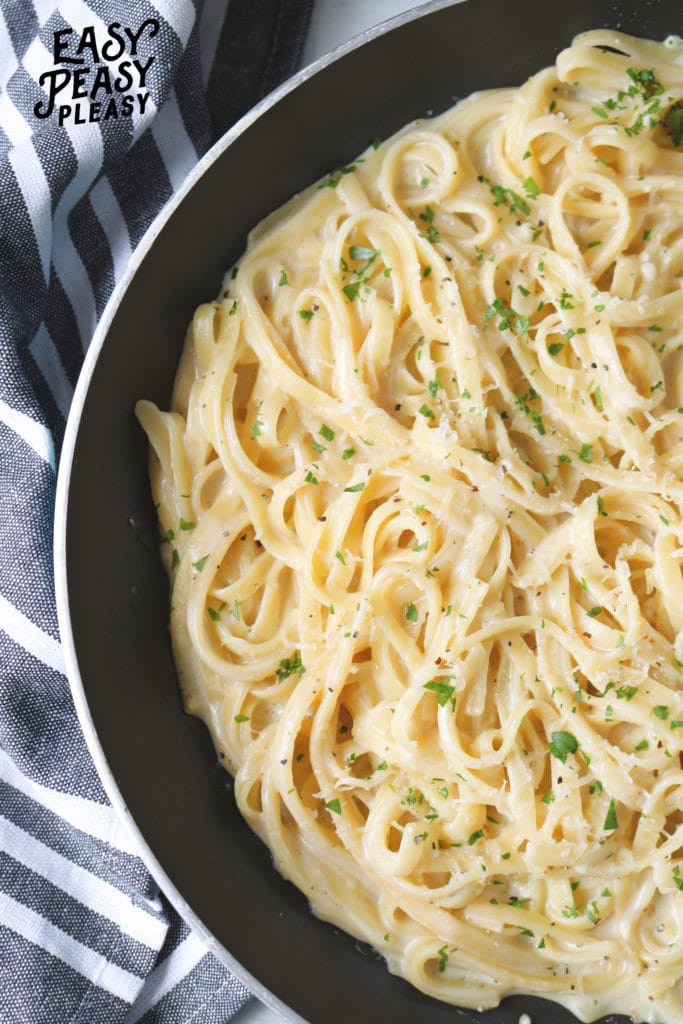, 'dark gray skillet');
55,0,679,1020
